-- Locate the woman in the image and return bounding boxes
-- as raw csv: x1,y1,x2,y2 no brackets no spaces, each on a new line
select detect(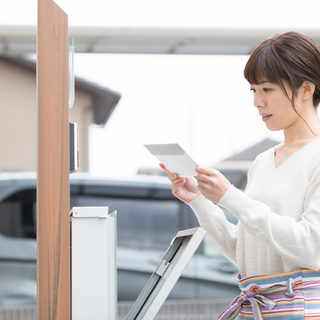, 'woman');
161,32,320,319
